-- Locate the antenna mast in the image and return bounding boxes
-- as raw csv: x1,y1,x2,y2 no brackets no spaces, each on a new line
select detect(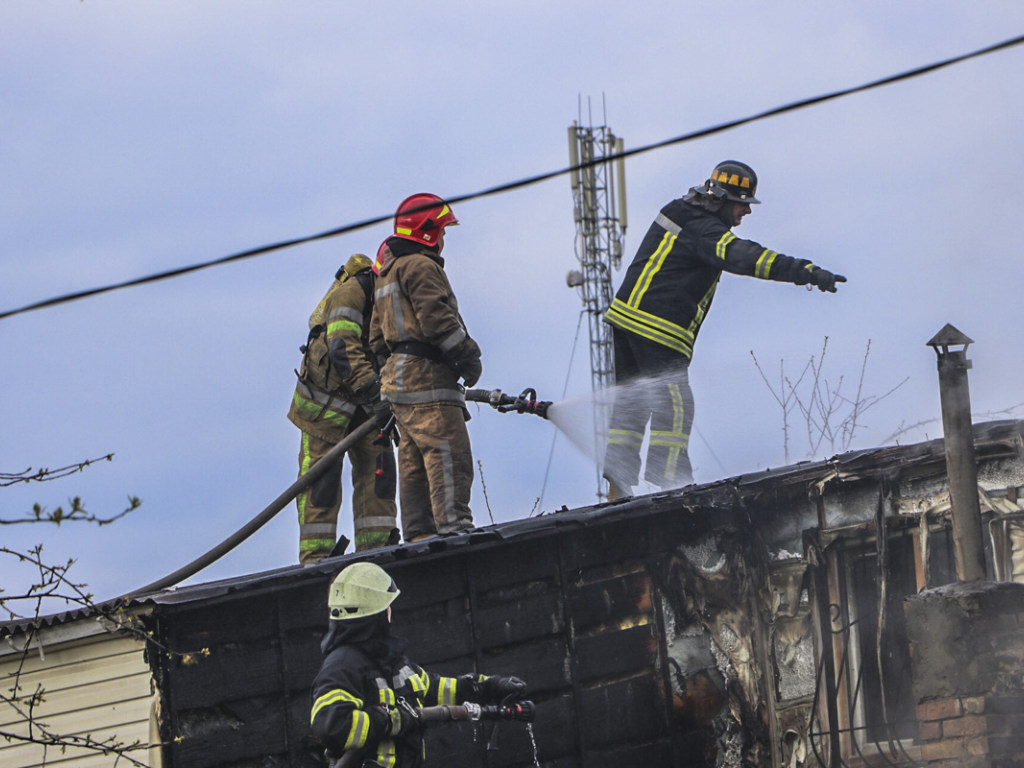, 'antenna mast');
566,100,627,500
